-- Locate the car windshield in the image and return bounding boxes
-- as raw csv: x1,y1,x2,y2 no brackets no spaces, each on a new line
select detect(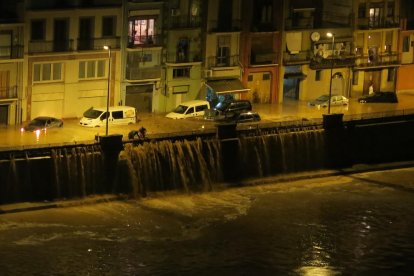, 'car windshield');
84,109,103,119
316,95,330,101
173,105,188,114
29,118,47,127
